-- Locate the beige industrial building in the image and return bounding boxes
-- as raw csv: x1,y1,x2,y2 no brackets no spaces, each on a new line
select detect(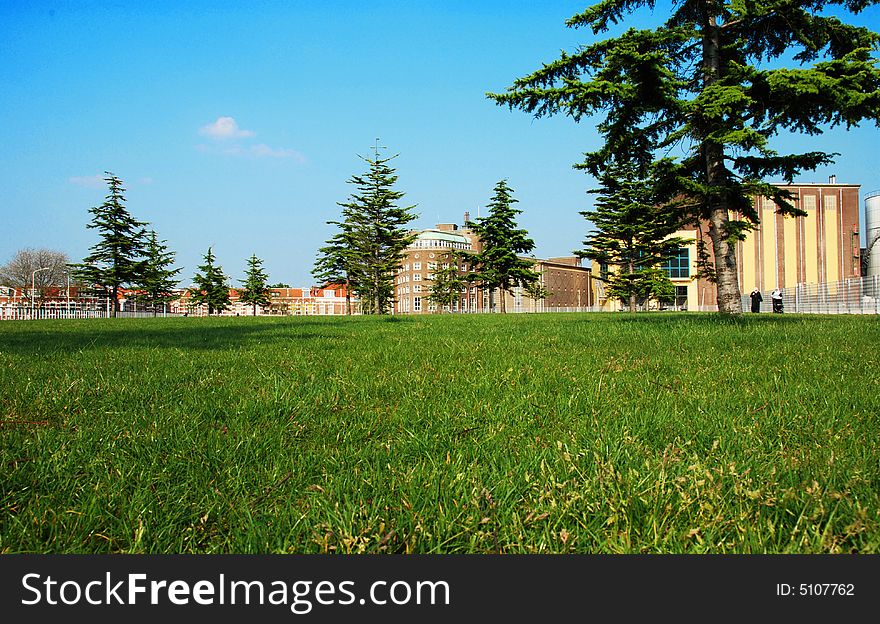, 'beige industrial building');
593,181,863,311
